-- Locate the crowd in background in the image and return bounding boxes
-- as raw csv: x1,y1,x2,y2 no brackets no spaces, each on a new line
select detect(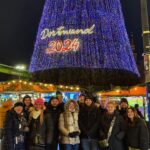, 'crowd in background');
0,91,149,150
